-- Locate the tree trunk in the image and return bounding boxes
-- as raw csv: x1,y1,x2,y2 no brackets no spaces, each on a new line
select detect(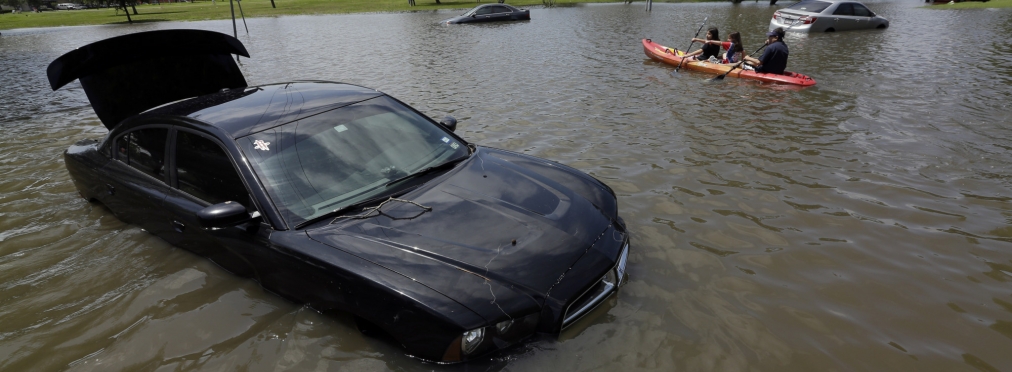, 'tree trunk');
119,0,132,22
